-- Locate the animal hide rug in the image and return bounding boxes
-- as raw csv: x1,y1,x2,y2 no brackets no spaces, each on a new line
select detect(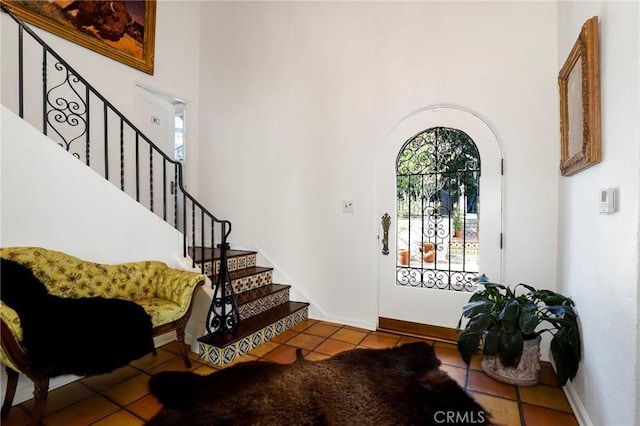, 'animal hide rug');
0,259,154,377
147,342,493,426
